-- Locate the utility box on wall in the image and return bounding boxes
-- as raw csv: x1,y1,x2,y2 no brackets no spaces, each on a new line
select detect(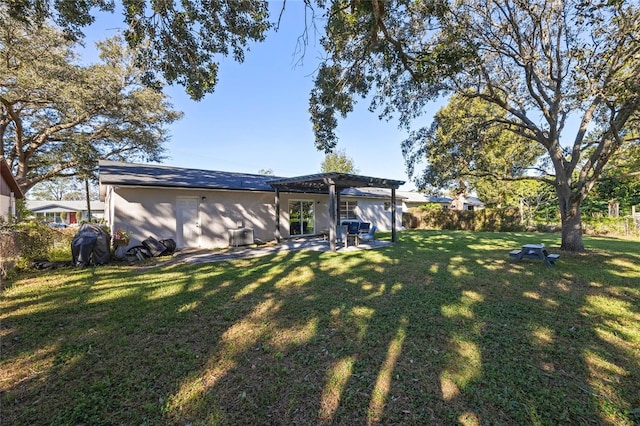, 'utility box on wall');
229,228,254,247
